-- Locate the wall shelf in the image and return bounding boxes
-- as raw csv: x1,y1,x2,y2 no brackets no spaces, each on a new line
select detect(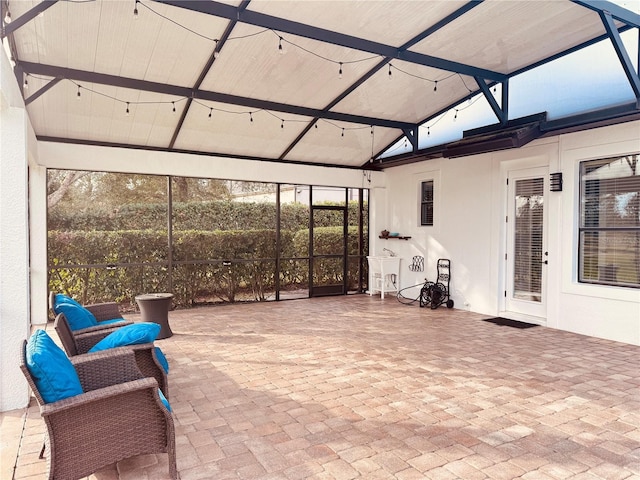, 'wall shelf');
379,235,411,240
